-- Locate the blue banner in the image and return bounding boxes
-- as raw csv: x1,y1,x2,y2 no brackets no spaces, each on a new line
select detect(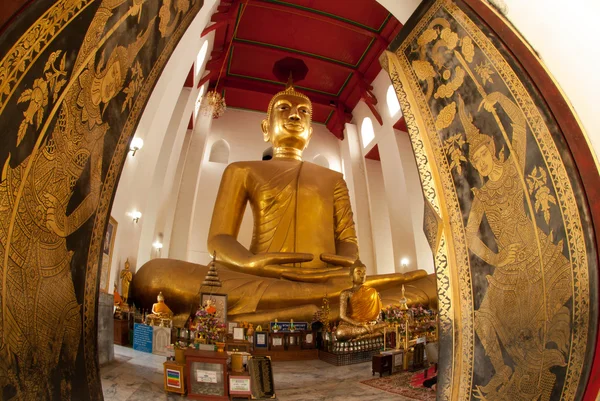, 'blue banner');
133,323,153,353
269,321,309,332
